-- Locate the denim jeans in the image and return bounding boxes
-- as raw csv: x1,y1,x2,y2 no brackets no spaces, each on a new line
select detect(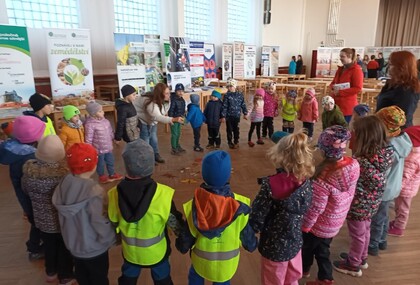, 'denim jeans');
96,152,115,176
369,200,390,248
140,123,159,155
120,258,172,283
188,265,230,285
